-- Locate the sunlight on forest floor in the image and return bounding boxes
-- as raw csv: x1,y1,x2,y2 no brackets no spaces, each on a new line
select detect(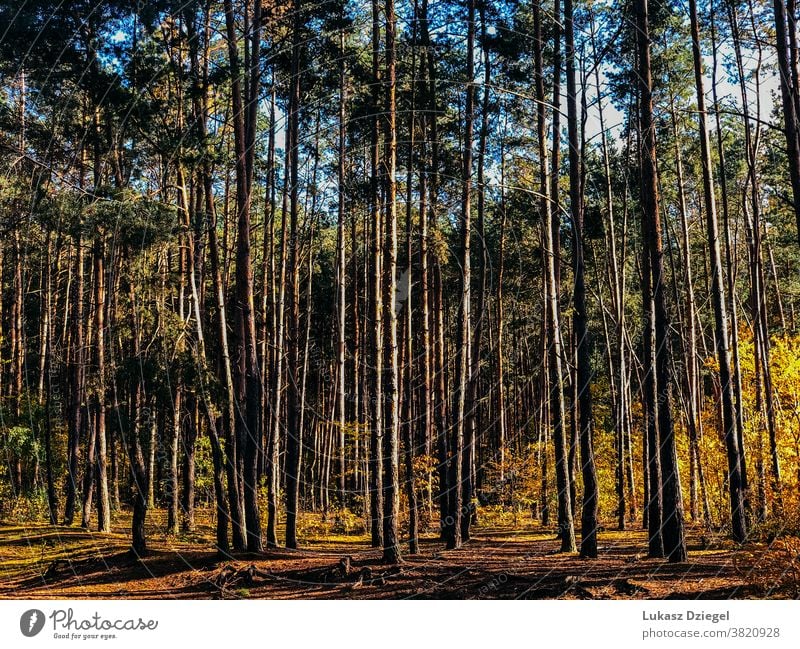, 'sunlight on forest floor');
2,508,796,599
